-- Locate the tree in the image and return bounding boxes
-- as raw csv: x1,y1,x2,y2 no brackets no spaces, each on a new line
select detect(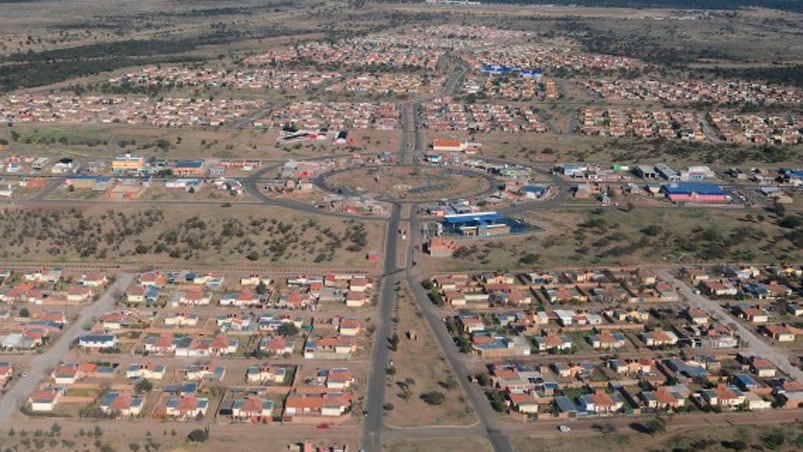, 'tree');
134,379,153,394
772,202,786,217
644,419,665,435
19,308,30,317
388,333,399,351
421,391,445,406
256,281,267,295
722,440,748,451
777,215,802,229
759,429,785,449
477,372,491,387
518,253,540,265
187,429,208,443
277,322,298,337
128,443,140,452
593,422,617,435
